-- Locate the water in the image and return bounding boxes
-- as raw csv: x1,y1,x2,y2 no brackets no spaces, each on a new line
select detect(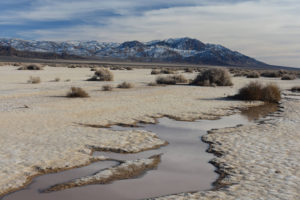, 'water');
2,104,277,200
